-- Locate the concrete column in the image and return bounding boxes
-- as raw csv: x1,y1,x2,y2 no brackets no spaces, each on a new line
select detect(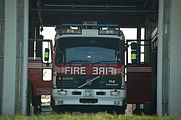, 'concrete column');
169,0,181,116
0,0,5,115
15,0,29,115
158,0,181,116
157,0,163,115
157,0,171,116
1,0,29,115
2,0,17,115
22,0,29,115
